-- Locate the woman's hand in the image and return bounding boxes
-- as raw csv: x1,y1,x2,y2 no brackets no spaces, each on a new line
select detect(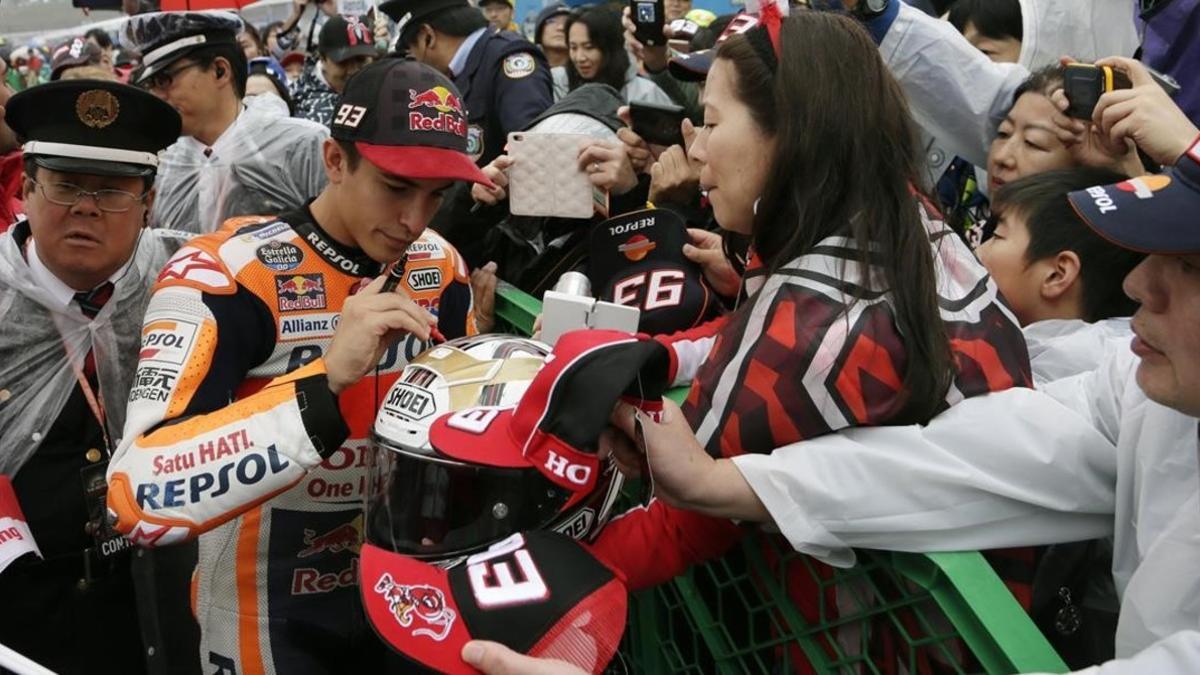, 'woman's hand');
1092,56,1200,167
649,119,702,205
471,155,513,206
470,261,498,333
682,228,741,298
1049,87,1144,177
578,141,639,196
